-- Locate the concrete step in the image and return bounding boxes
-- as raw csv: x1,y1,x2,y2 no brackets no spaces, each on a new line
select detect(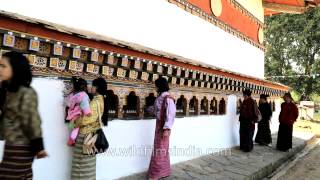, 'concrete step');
118,132,315,180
